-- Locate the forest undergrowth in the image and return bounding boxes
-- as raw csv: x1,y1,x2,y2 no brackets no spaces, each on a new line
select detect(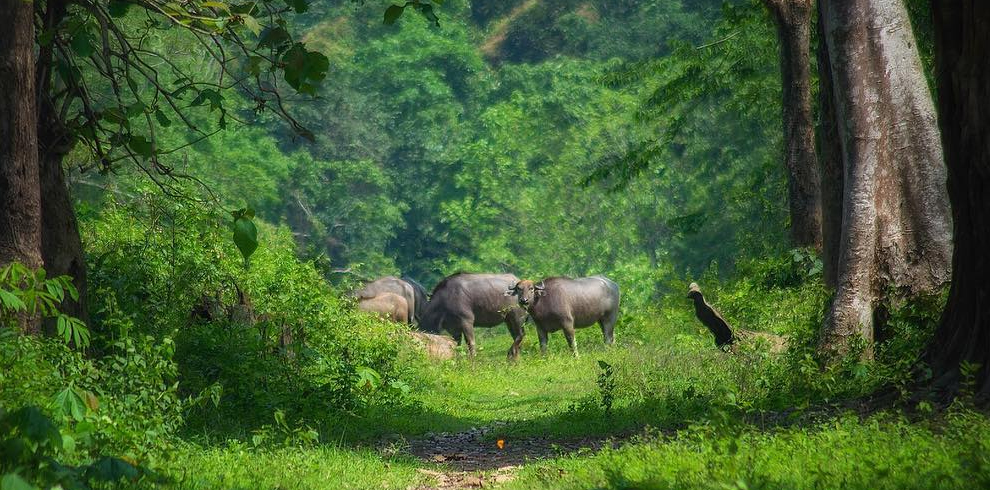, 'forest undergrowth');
3,197,987,490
